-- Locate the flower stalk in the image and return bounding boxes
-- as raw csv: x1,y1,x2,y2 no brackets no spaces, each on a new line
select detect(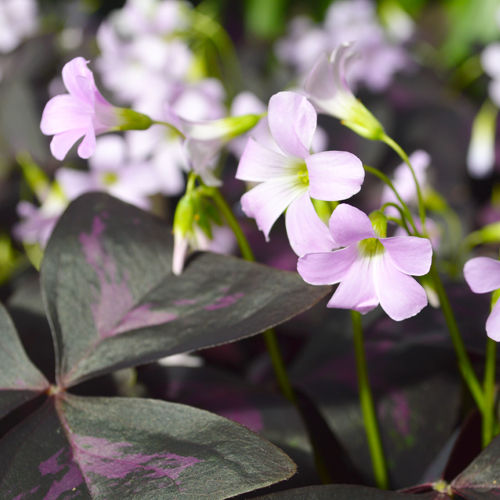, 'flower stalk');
351,310,389,490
